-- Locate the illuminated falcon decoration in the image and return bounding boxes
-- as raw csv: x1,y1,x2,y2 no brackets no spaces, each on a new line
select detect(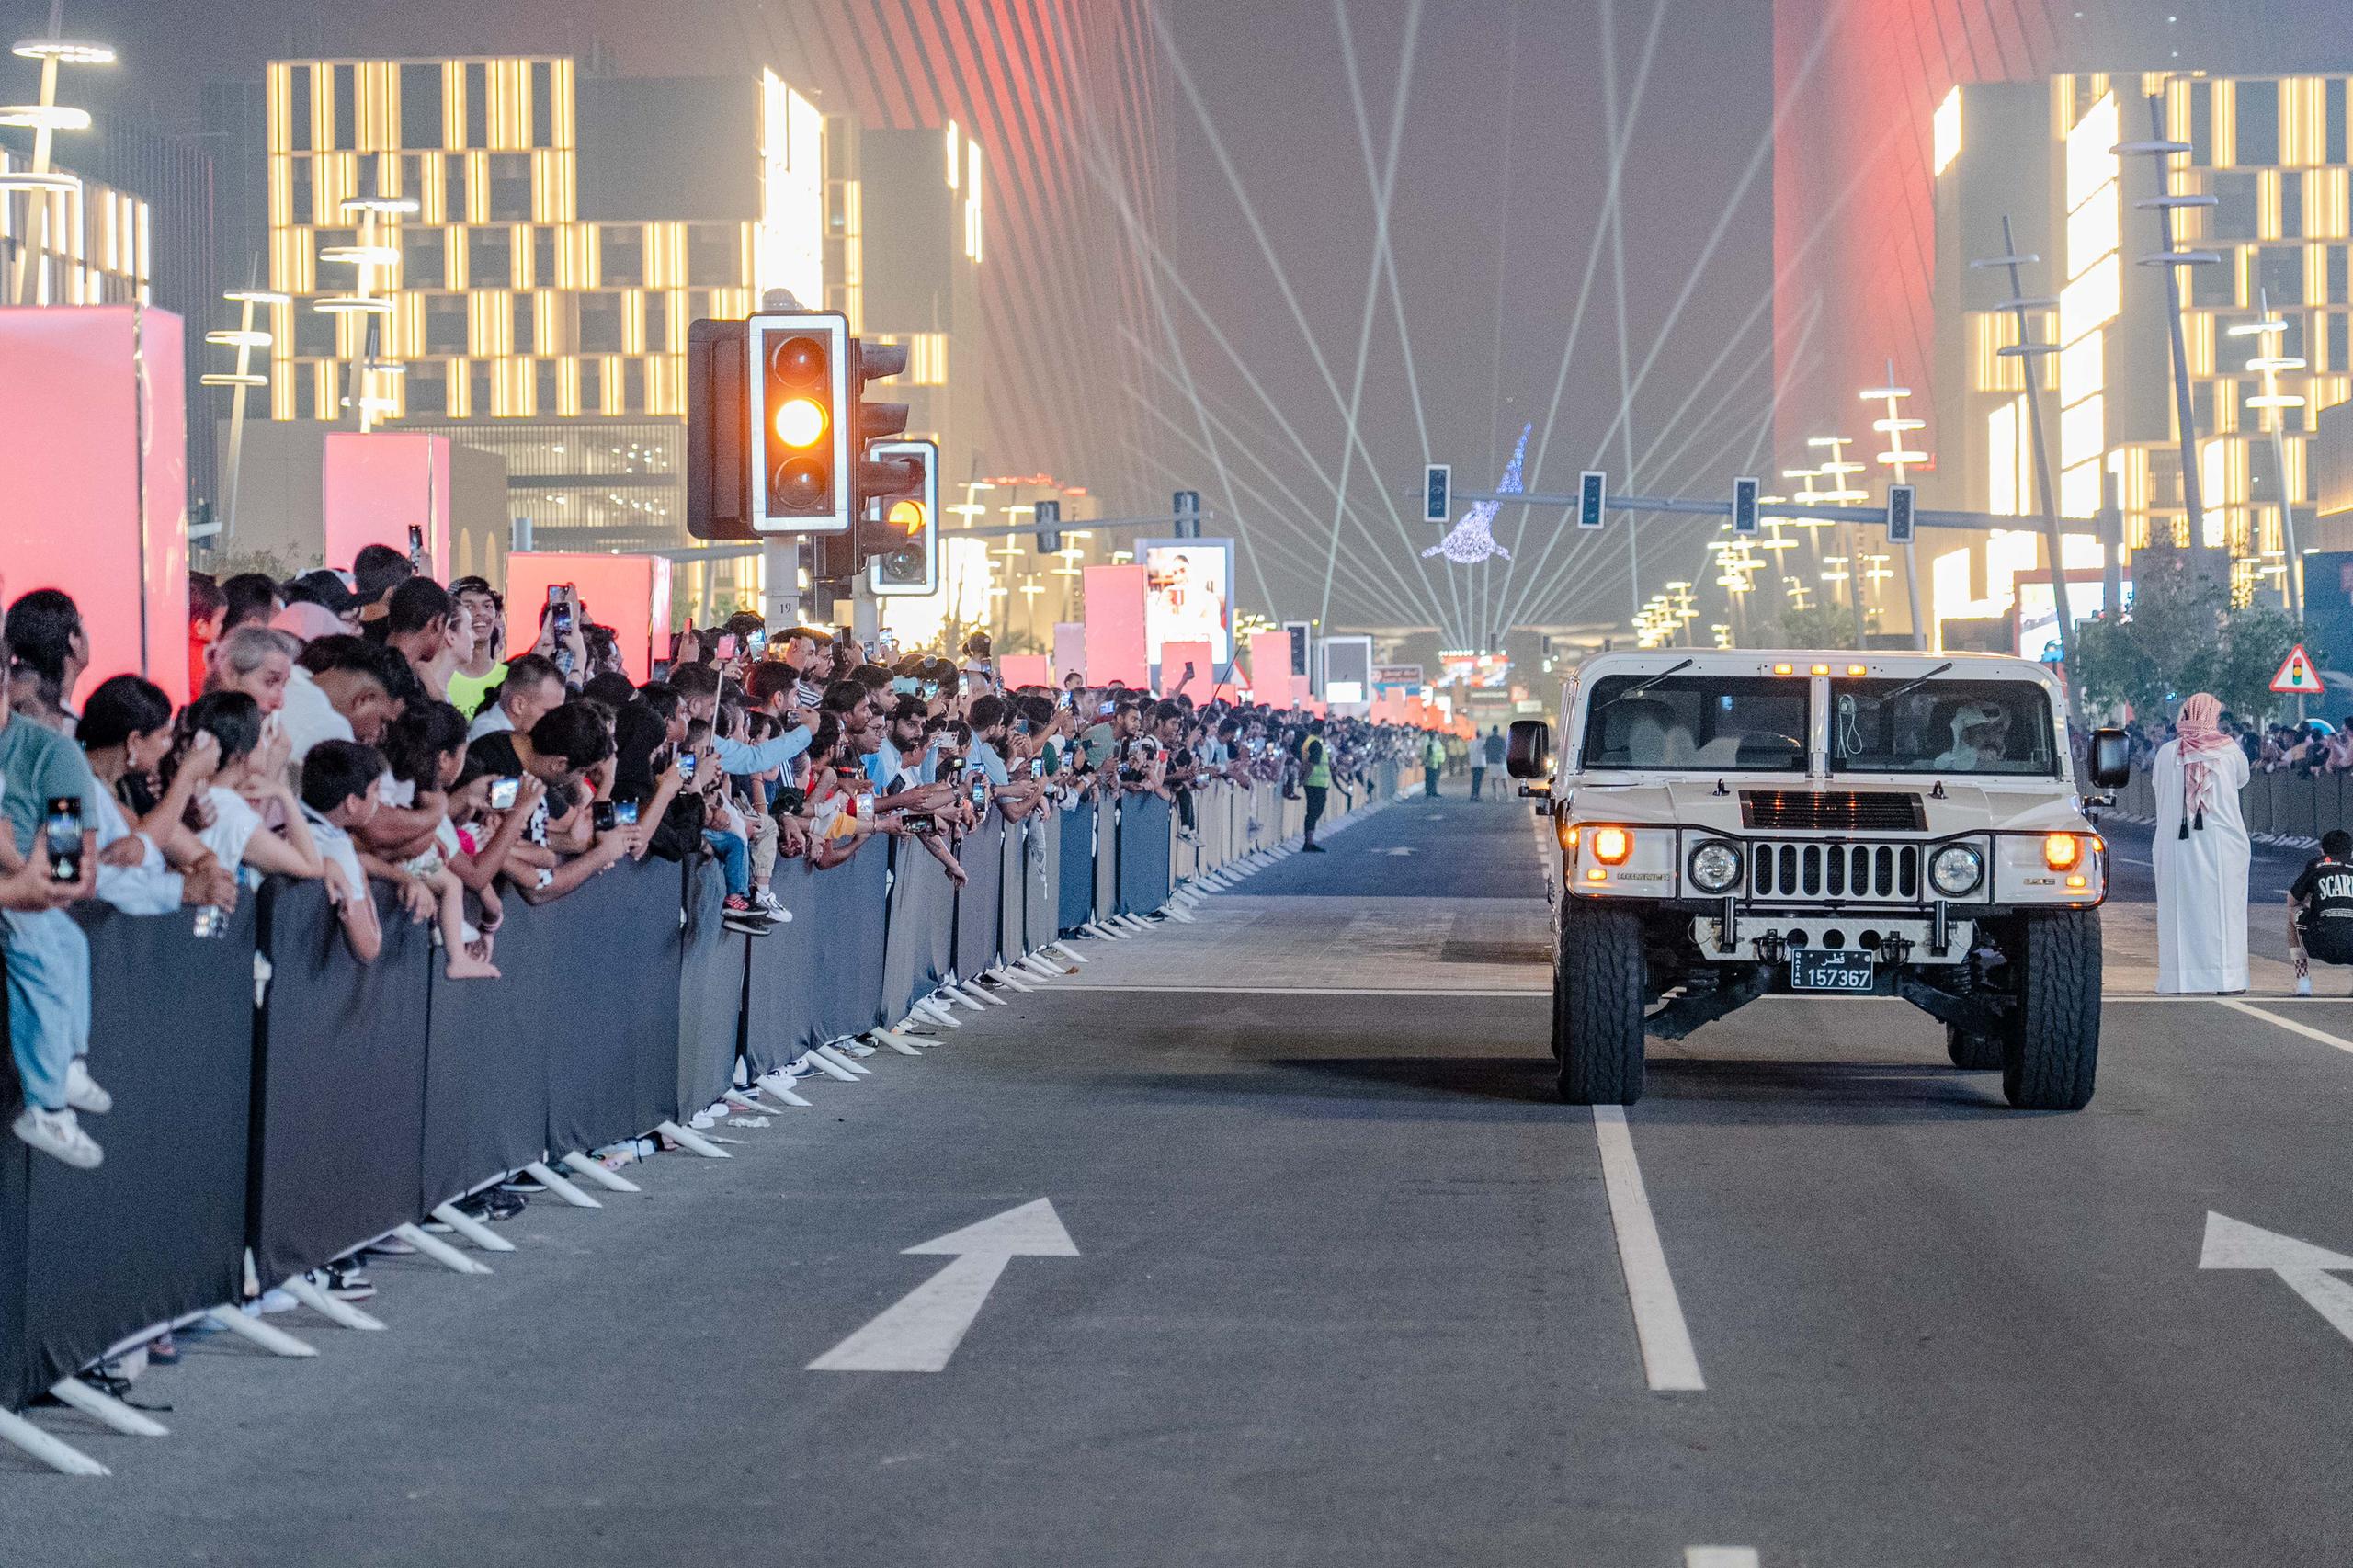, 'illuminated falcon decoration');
1423,423,1529,564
